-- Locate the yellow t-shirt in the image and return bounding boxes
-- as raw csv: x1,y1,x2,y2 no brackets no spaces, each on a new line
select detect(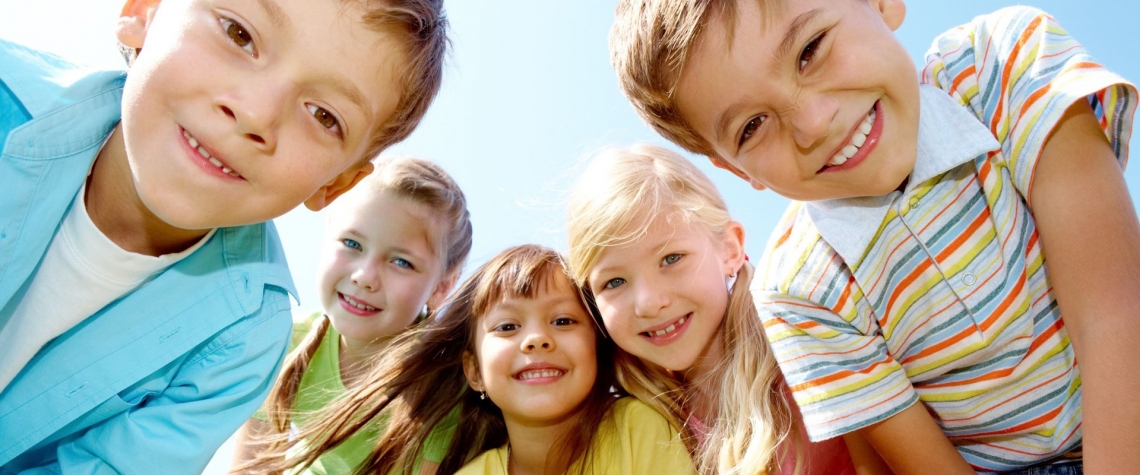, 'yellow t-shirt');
456,398,695,475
